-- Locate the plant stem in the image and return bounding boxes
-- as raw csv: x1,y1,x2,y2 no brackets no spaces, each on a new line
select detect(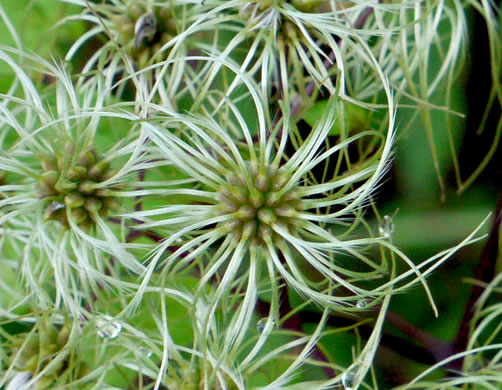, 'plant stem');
451,193,502,367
